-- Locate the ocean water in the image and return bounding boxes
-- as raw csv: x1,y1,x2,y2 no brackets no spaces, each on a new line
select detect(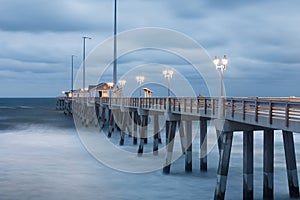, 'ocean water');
0,98,299,199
